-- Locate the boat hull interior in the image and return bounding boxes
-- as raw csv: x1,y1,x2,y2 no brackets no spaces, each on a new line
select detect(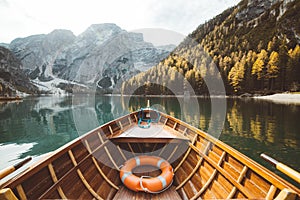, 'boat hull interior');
1,110,299,200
